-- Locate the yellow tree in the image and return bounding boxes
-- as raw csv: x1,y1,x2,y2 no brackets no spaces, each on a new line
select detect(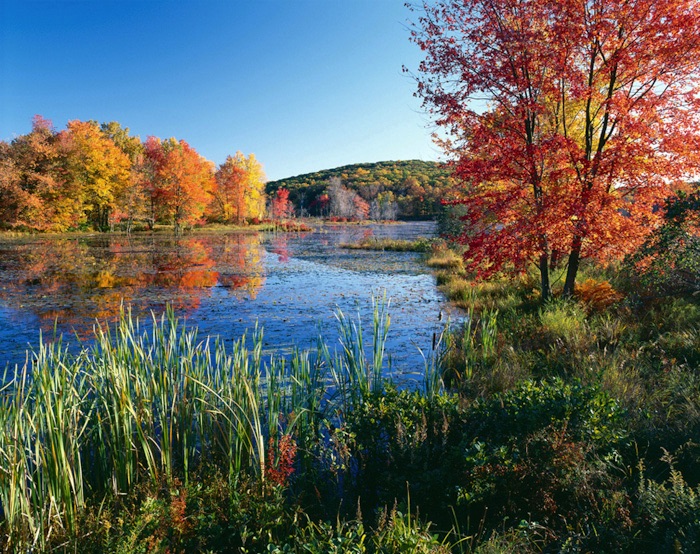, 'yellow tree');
99,121,147,232
64,120,131,230
241,152,267,222
212,152,267,224
212,155,248,223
